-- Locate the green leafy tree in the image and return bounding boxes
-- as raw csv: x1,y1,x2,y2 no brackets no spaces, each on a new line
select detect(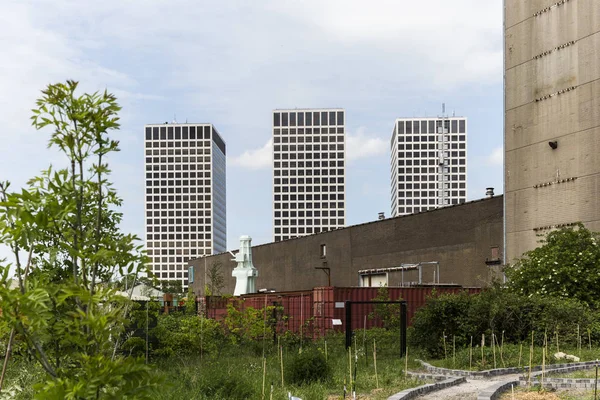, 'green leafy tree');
368,285,401,330
0,80,163,398
505,224,600,307
160,280,184,297
223,303,275,345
